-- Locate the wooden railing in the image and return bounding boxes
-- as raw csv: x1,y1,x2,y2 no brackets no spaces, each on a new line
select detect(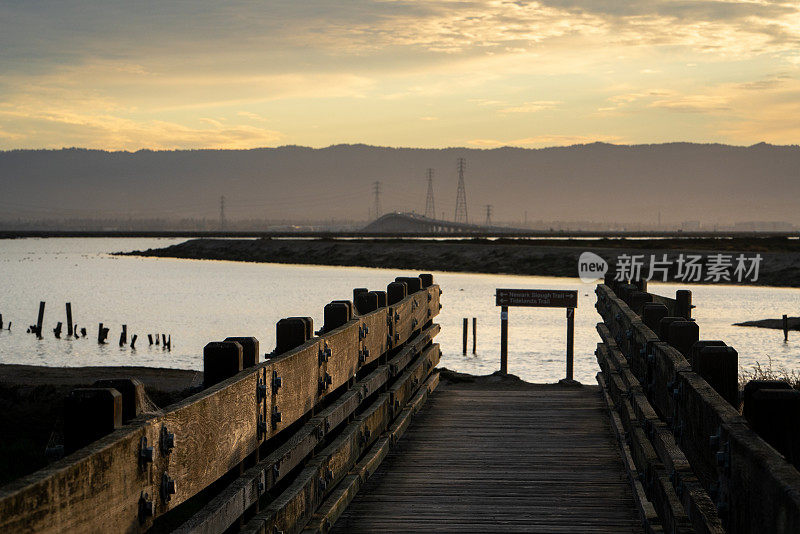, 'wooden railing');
0,274,441,534
596,278,800,534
